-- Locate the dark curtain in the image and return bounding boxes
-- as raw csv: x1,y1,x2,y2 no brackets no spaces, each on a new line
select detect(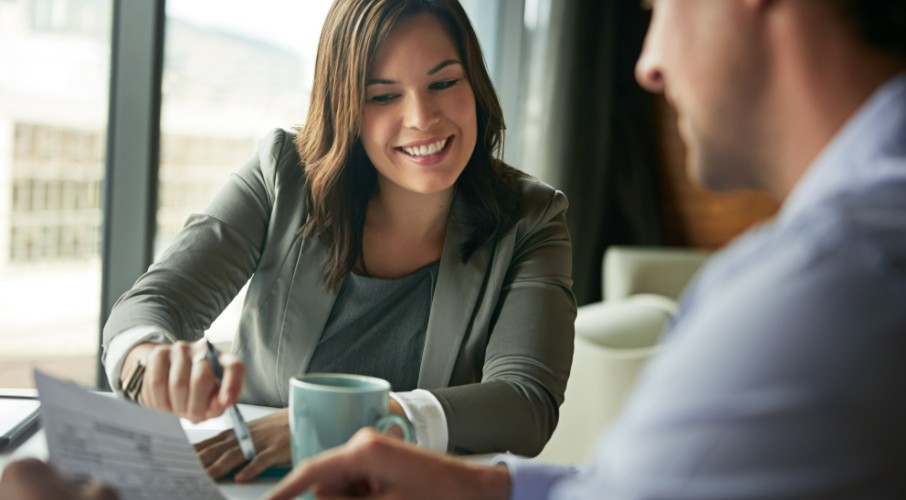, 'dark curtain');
543,0,664,305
